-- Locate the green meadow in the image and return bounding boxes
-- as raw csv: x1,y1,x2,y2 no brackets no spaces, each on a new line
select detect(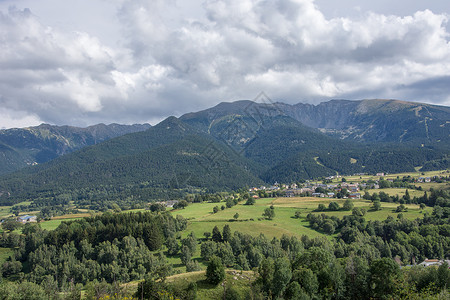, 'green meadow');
170,196,431,241
163,194,432,273
38,218,81,231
